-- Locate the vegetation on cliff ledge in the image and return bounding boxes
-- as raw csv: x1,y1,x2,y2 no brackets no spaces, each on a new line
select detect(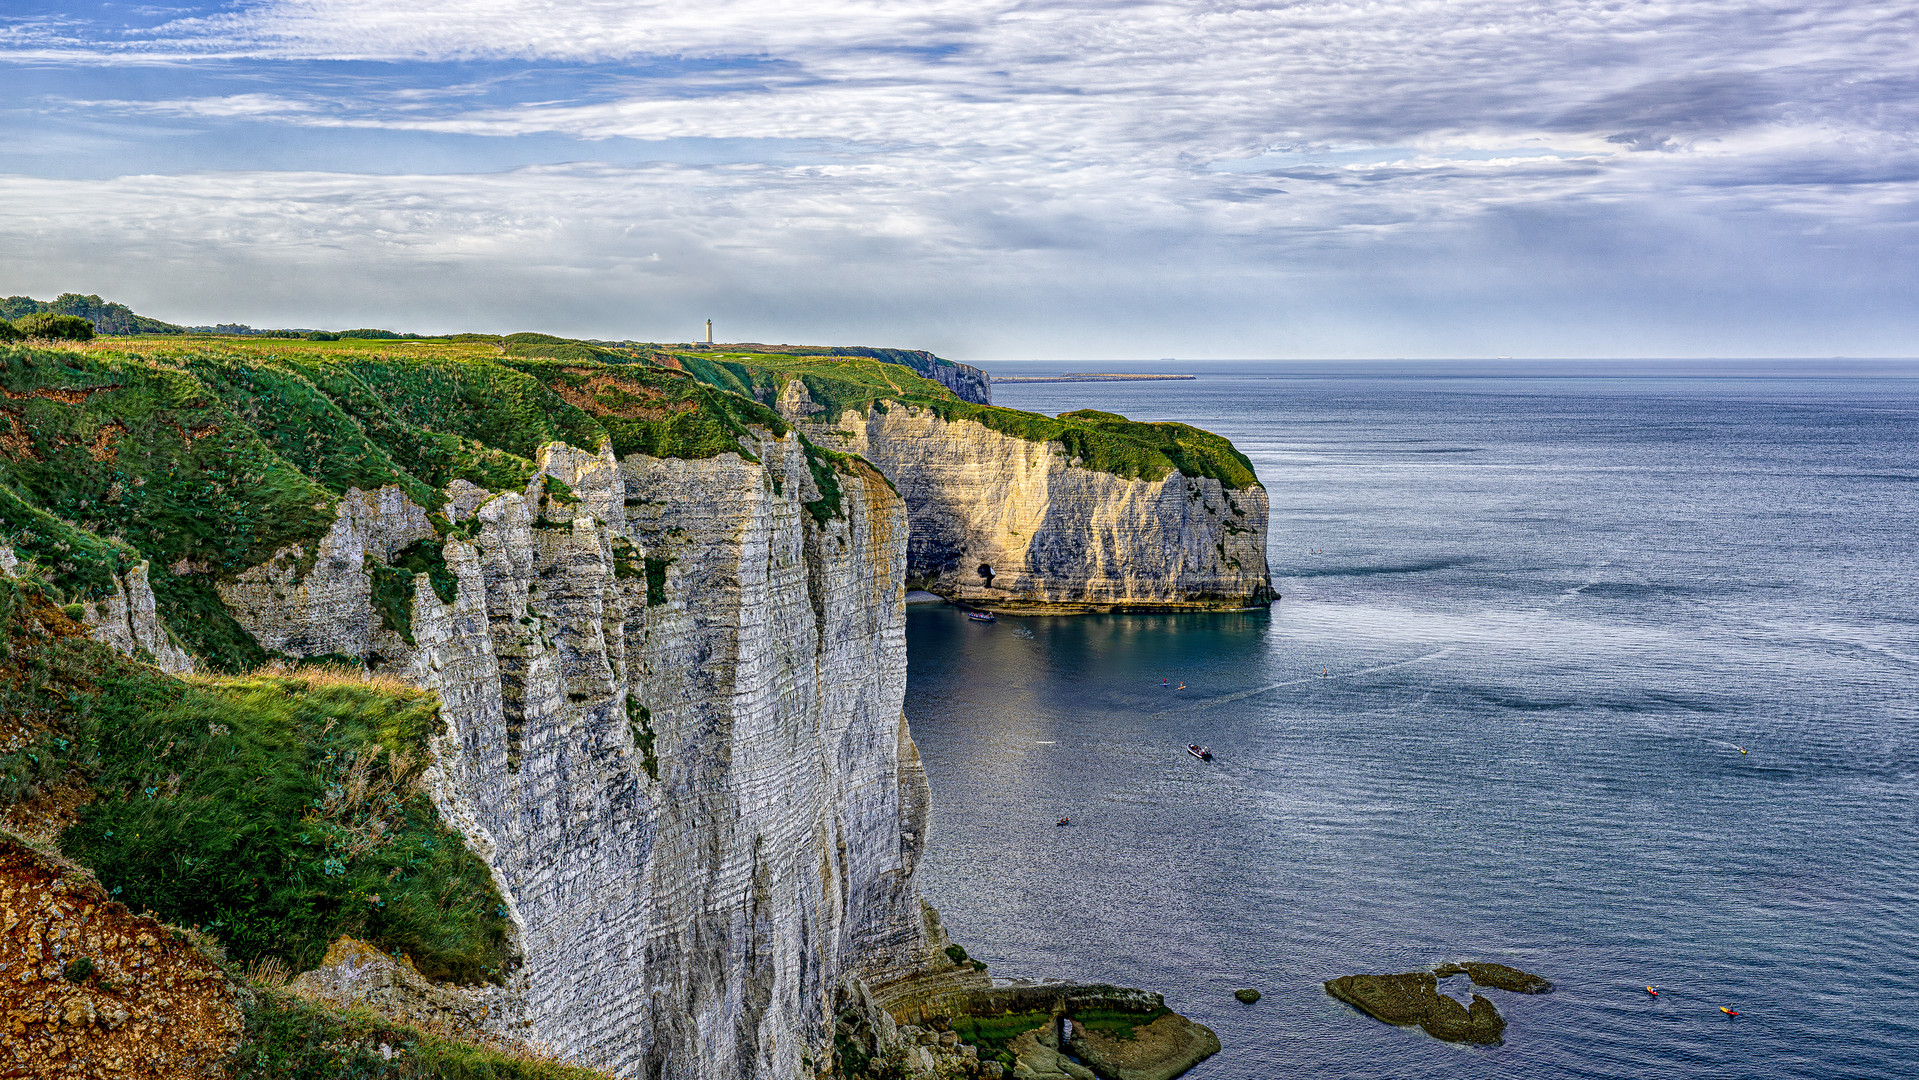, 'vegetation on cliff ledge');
233,990,609,1080
0,574,515,984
